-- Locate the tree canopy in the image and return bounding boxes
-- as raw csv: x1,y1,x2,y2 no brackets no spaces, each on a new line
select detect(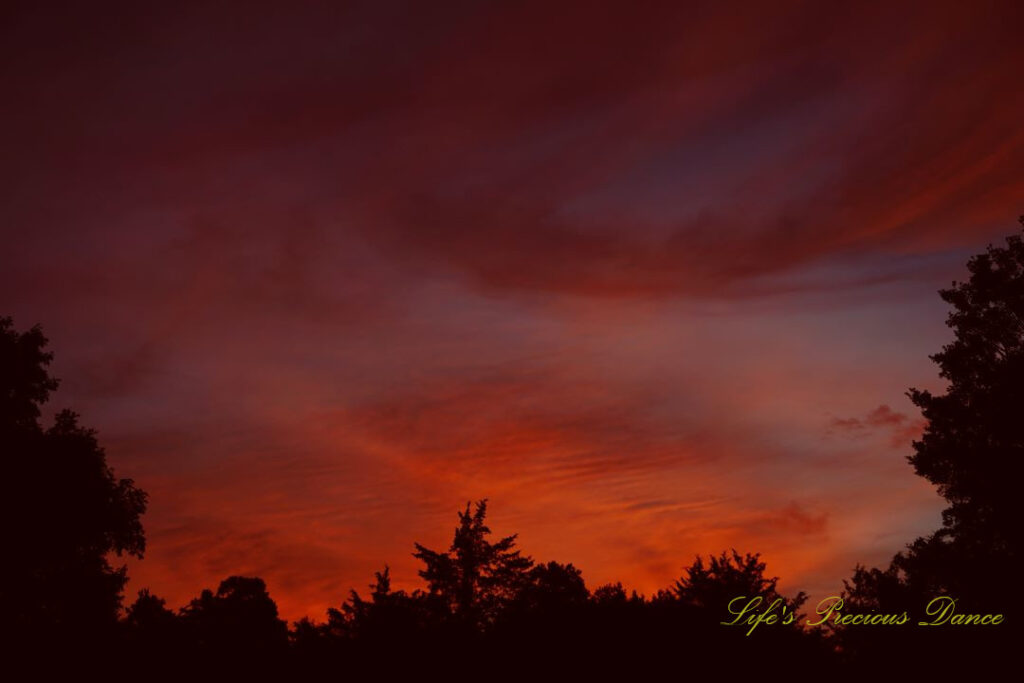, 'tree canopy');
672,549,807,620
906,217,1024,557
0,317,148,648
181,576,290,655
